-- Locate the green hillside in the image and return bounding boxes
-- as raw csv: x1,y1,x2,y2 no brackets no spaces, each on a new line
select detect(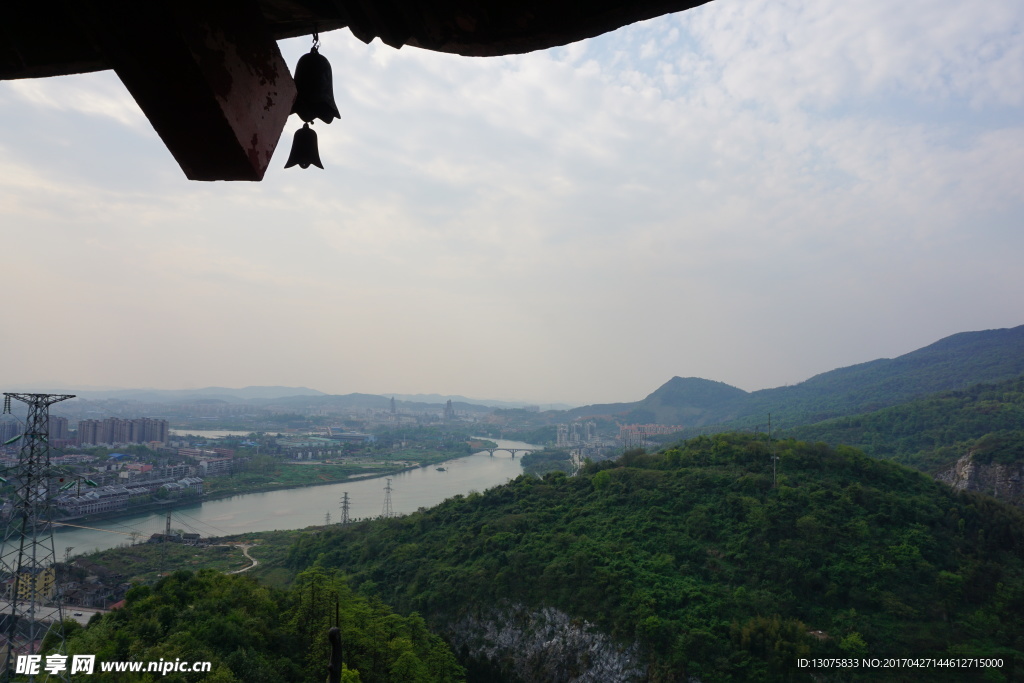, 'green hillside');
567,377,748,426
60,569,464,683
784,375,1024,473
621,377,748,425
736,324,1024,427
285,434,1024,682
563,325,1024,431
